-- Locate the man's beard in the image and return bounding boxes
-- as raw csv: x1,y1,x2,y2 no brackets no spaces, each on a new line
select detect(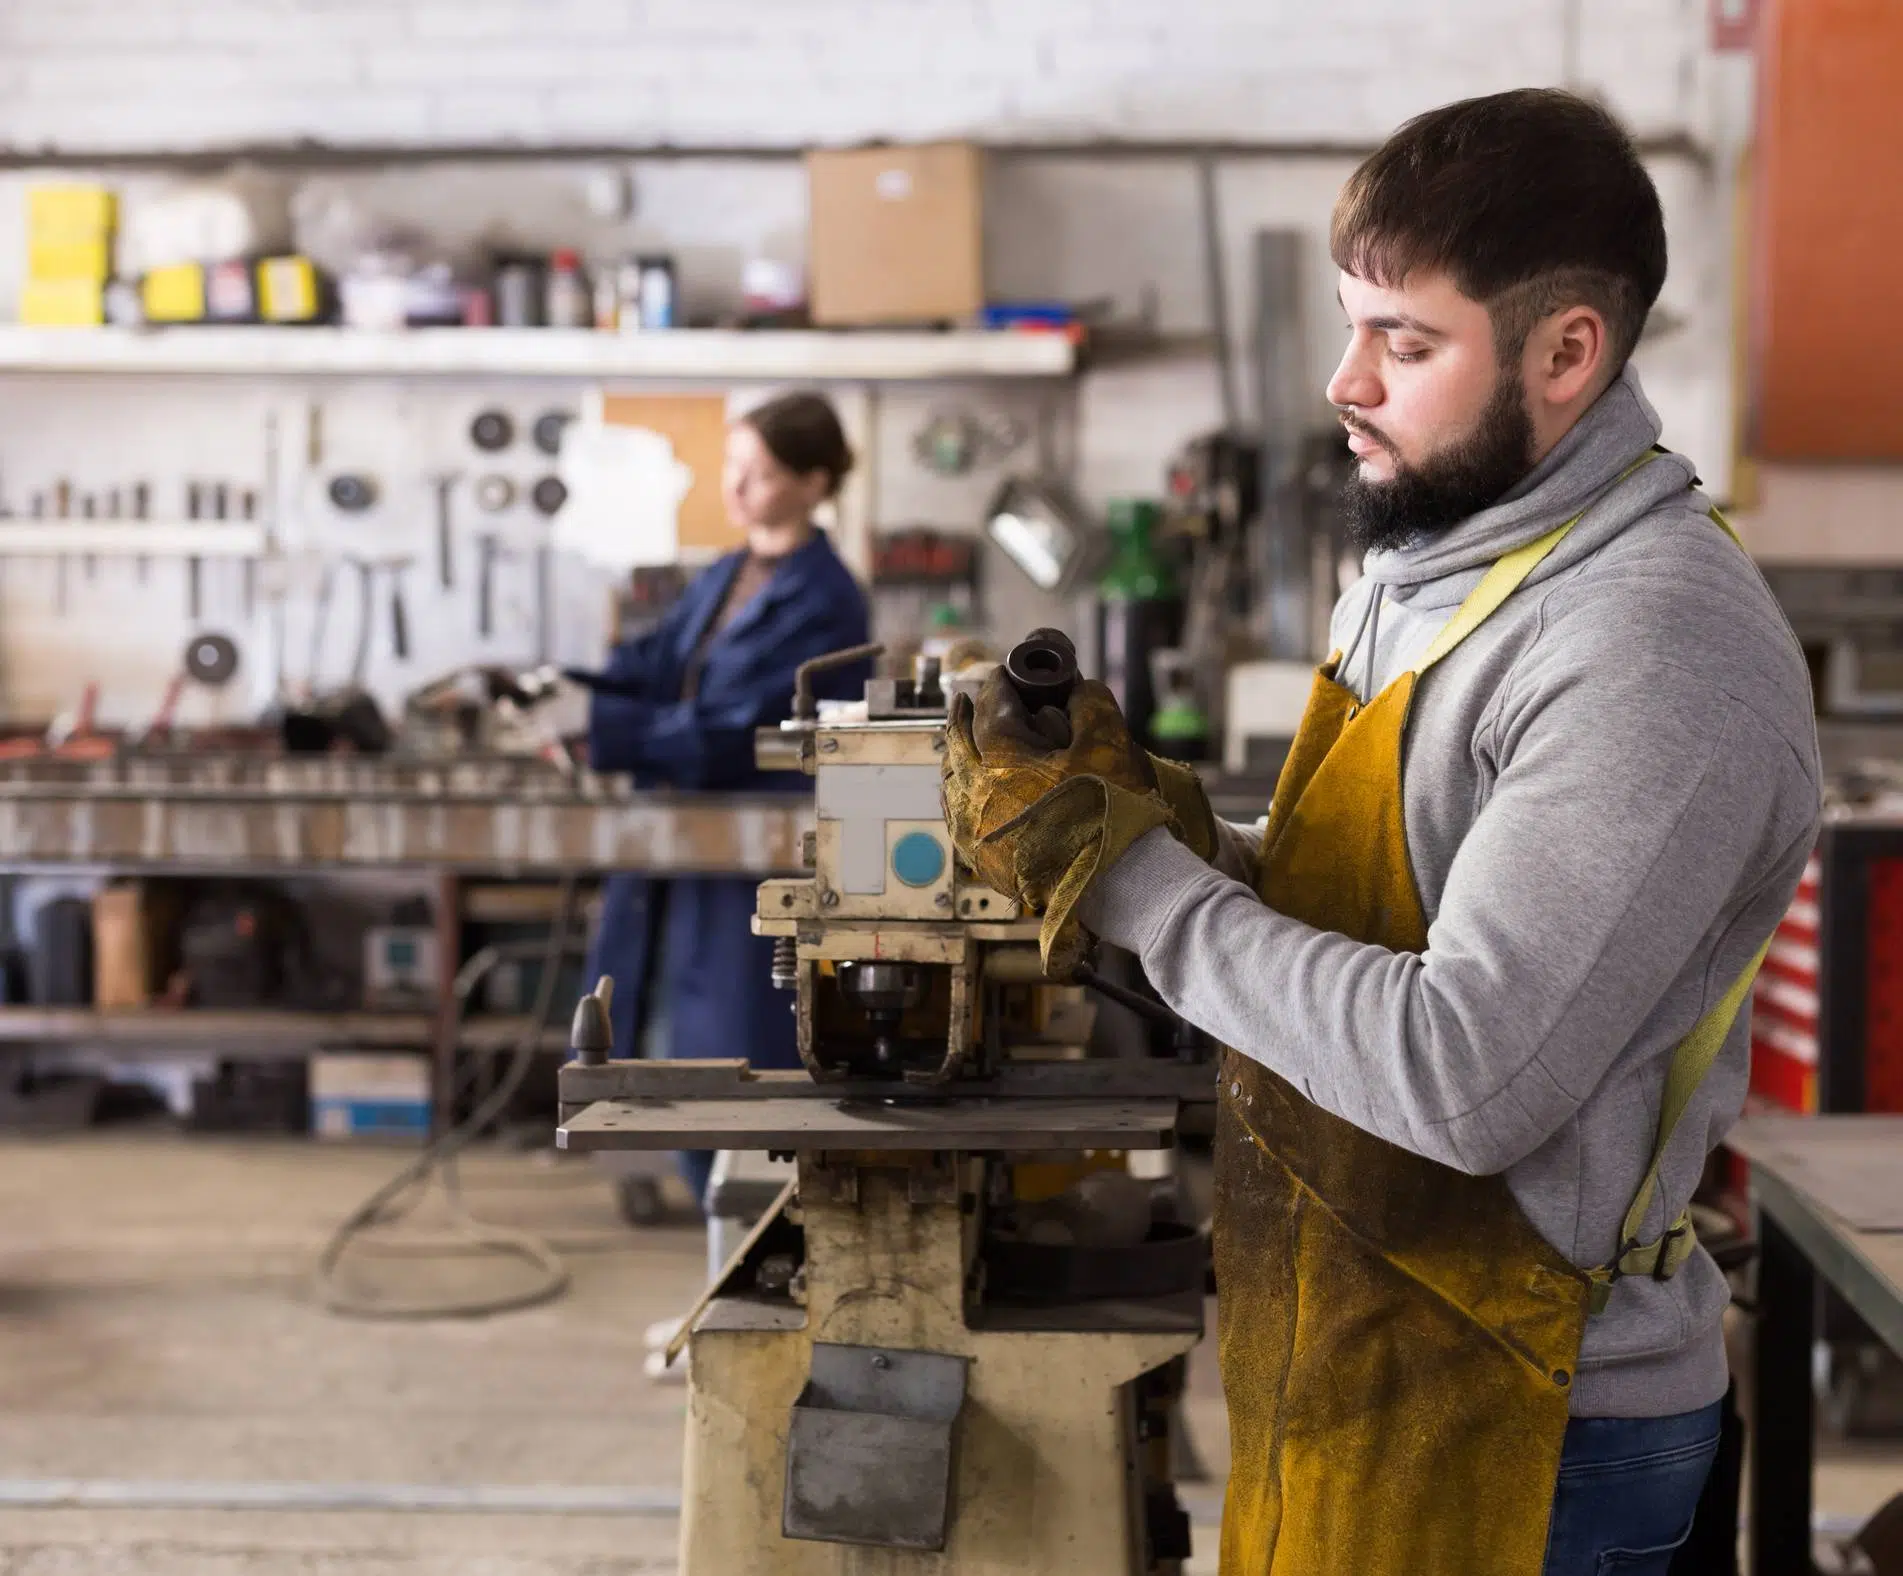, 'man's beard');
1338,375,1536,555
